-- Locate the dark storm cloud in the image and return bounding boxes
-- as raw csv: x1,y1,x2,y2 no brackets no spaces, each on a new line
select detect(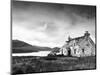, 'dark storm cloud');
12,0,96,47
12,0,96,26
